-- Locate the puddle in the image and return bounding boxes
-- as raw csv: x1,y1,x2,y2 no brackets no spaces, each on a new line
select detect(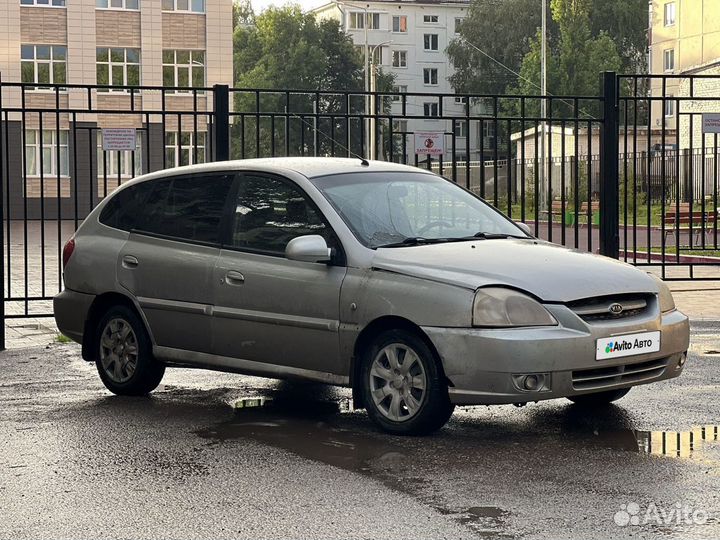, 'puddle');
636,425,719,458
